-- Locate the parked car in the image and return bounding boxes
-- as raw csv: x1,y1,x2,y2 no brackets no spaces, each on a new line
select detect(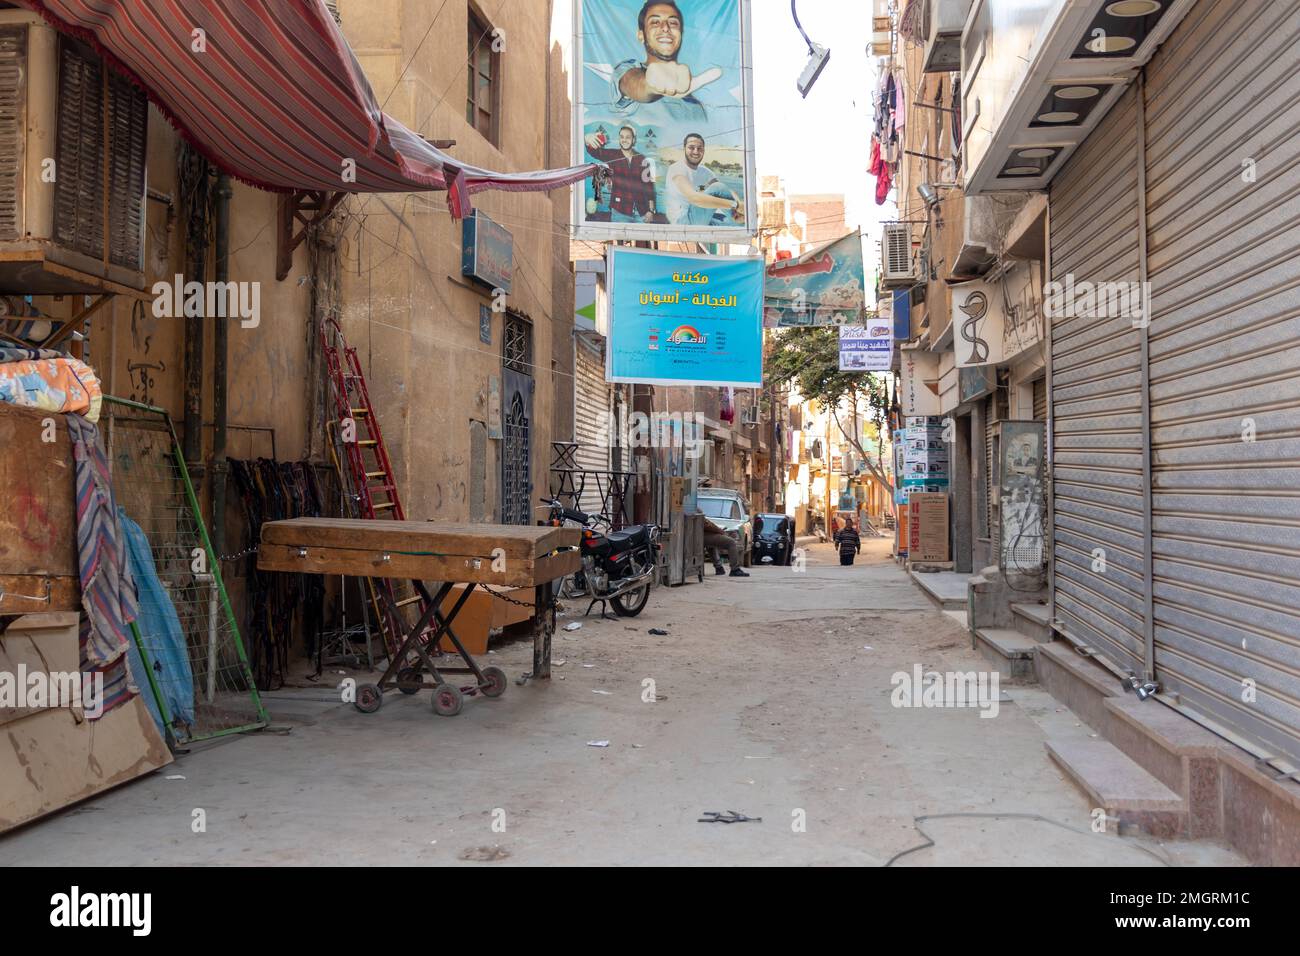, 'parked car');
696,488,752,568
752,513,794,565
